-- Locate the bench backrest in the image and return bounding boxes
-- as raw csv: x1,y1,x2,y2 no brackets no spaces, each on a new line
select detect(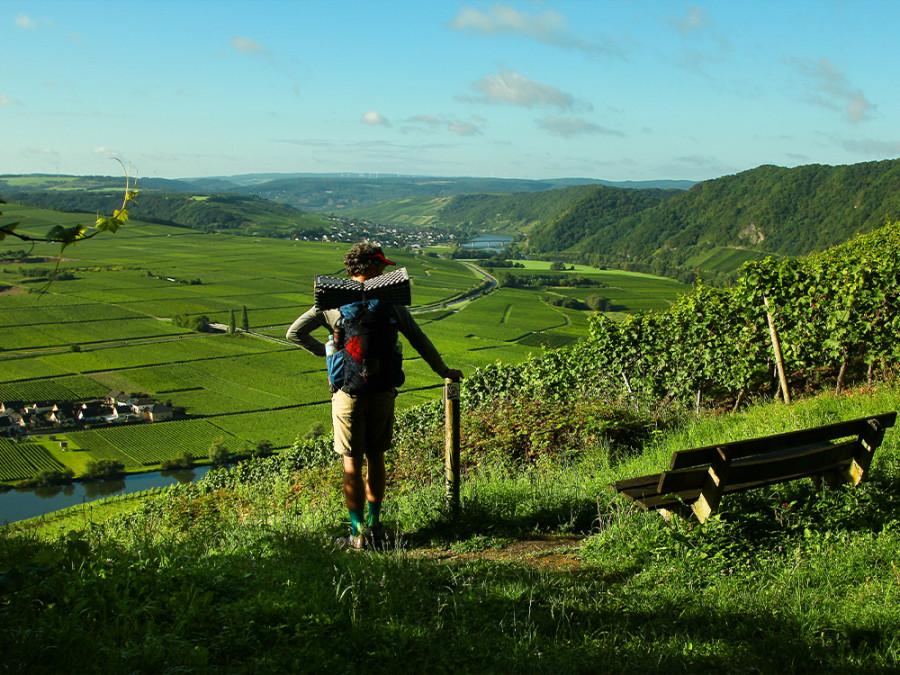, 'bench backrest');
667,412,896,470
